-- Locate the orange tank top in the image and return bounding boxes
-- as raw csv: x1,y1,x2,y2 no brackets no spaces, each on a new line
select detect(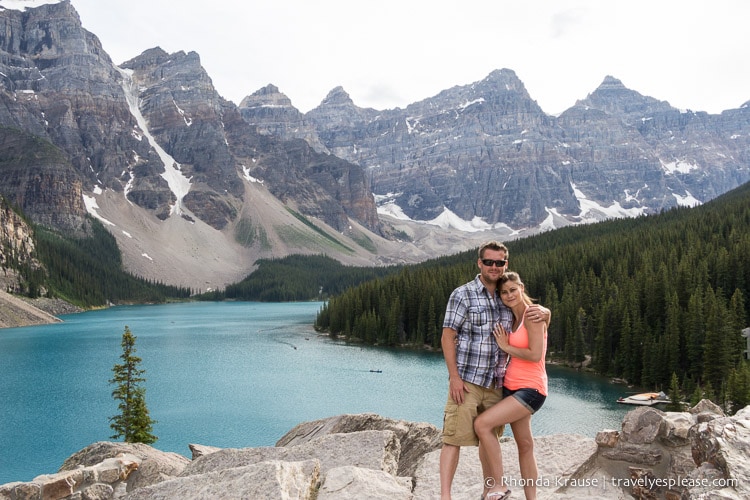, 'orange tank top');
503,317,548,396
